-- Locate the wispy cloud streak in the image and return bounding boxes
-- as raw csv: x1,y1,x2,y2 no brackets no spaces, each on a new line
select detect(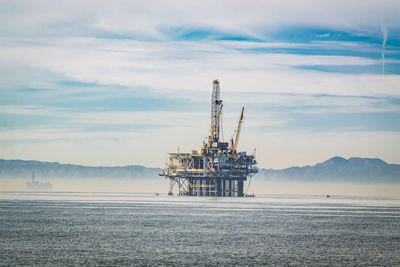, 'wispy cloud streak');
381,24,388,74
